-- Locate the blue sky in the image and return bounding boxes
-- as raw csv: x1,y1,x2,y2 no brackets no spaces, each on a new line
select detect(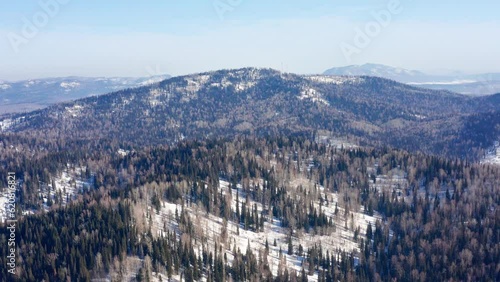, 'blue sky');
1,0,499,80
